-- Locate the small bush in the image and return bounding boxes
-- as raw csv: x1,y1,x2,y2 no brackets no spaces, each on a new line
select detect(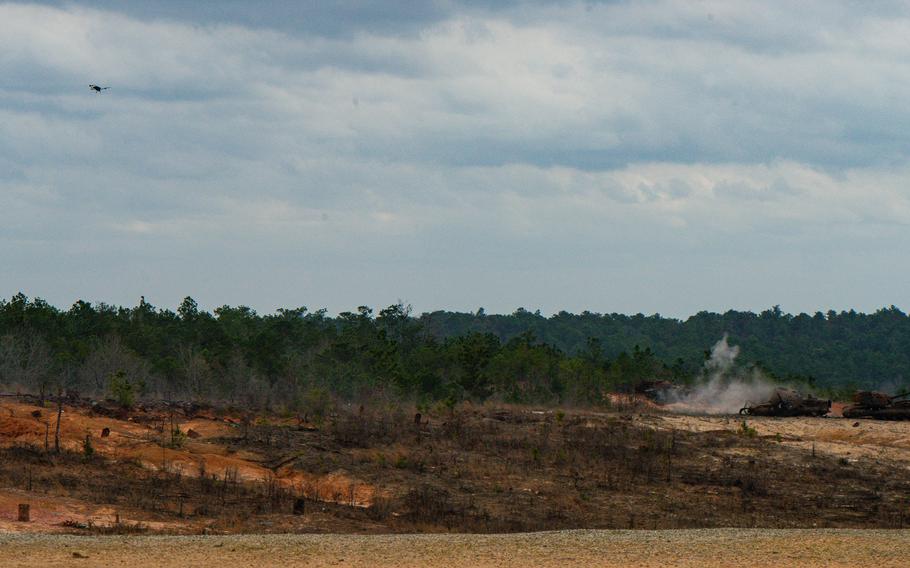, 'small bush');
738,421,757,438
108,371,135,408
169,427,187,449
